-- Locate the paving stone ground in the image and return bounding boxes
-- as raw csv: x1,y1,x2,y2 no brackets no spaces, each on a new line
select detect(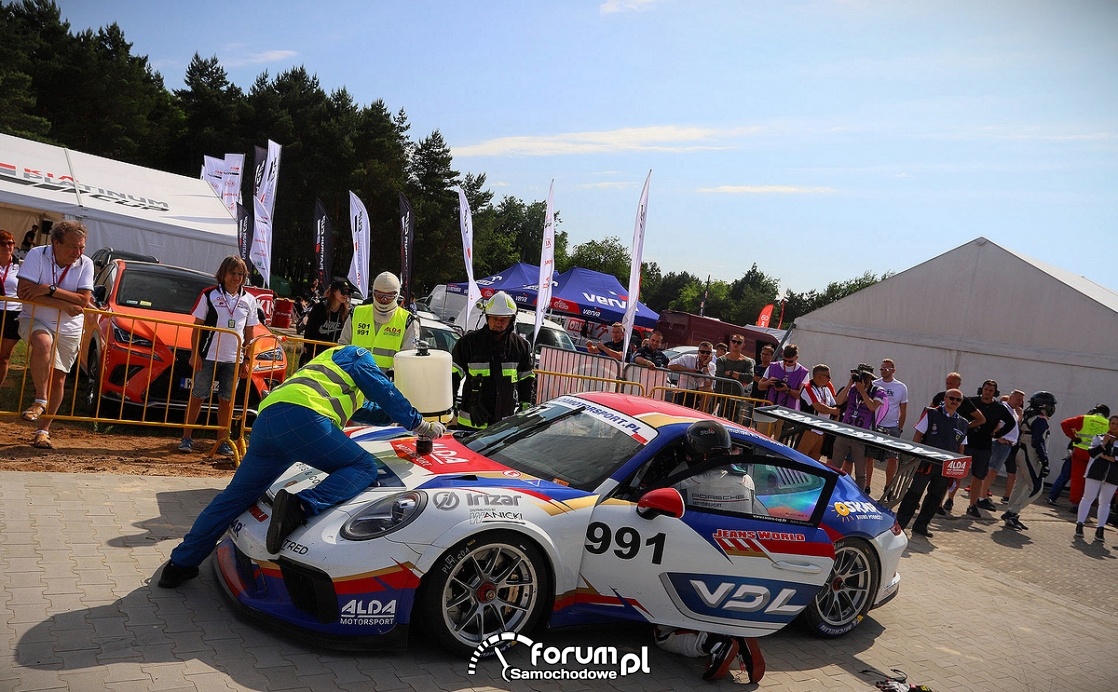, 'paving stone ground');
2,470,1116,691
